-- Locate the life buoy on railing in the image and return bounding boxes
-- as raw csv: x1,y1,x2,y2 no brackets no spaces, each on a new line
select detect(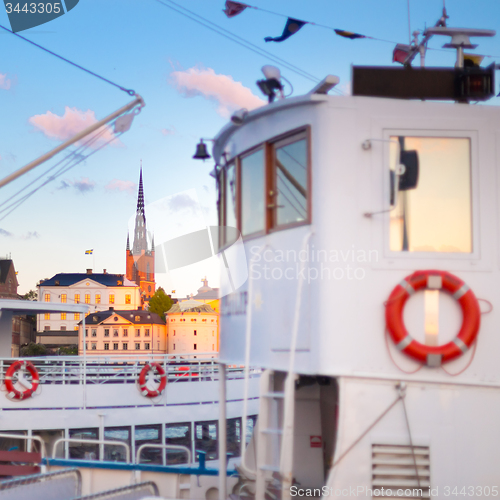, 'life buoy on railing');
385,270,481,367
4,360,40,400
174,366,198,378
137,363,167,398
